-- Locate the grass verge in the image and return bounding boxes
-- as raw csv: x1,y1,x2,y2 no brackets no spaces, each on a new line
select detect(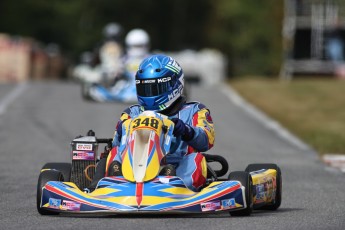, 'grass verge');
230,77,345,155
